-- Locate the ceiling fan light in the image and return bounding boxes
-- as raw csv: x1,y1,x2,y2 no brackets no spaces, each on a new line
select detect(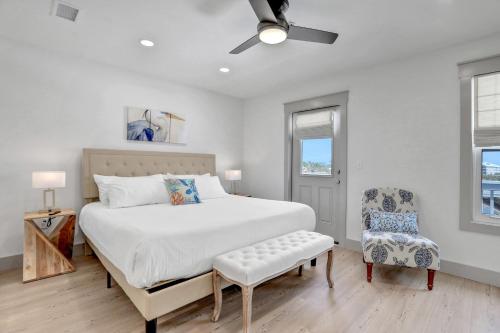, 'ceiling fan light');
259,26,287,45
